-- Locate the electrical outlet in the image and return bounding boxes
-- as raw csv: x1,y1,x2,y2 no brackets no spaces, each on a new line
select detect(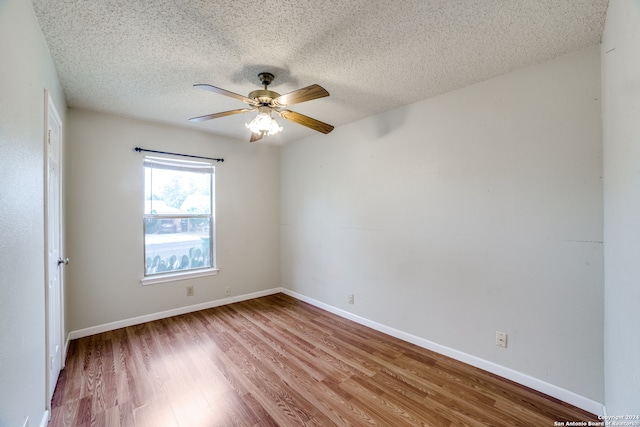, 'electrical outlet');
186,286,193,296
348,293,354,304
225,287,230,296
496,331,507,348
